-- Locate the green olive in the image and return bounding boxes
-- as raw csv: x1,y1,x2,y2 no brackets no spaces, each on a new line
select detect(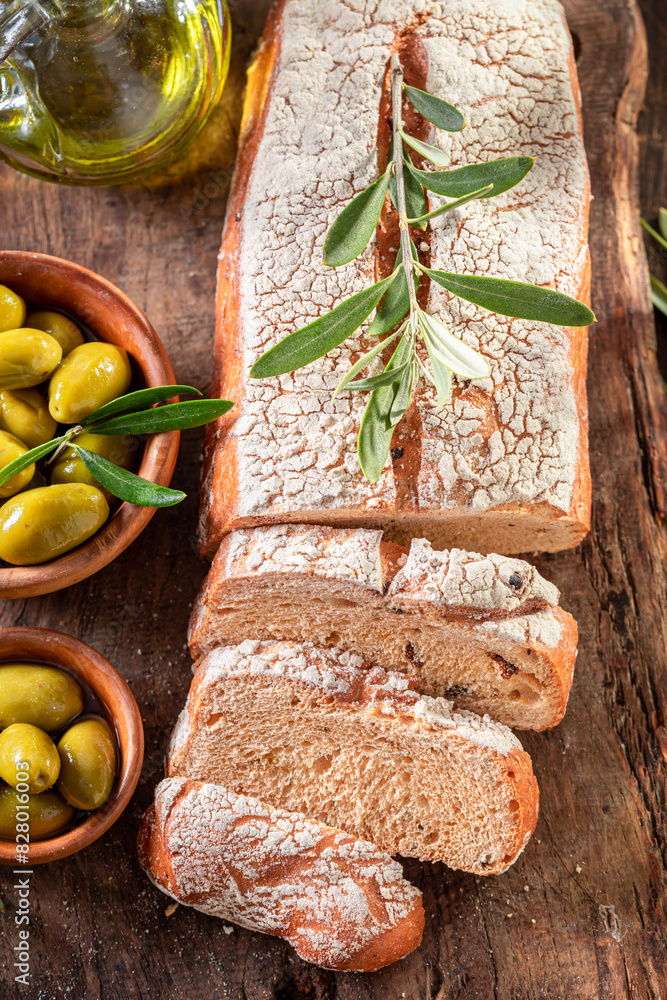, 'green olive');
48,342,131,424
0,782,75,840
57,718,116,811
0,723,60,793
0,286,26,334
0,663,84,731
0,483,109,565
51,431,138,503
0,430,35,499
25,310,85,357
0,328,62,390
0,387,58,449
